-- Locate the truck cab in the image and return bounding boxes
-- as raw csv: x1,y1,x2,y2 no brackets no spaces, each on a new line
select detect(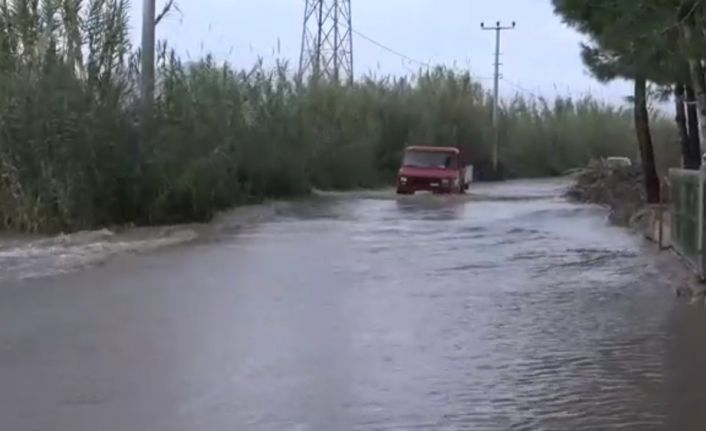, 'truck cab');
397,146,472,195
